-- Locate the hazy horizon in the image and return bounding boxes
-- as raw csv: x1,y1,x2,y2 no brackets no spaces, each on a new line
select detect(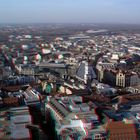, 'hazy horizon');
0,0,140,24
